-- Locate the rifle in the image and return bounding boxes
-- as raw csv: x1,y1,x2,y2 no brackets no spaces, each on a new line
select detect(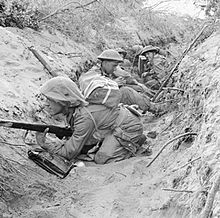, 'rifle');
28,46,58,77
0,119,73,139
